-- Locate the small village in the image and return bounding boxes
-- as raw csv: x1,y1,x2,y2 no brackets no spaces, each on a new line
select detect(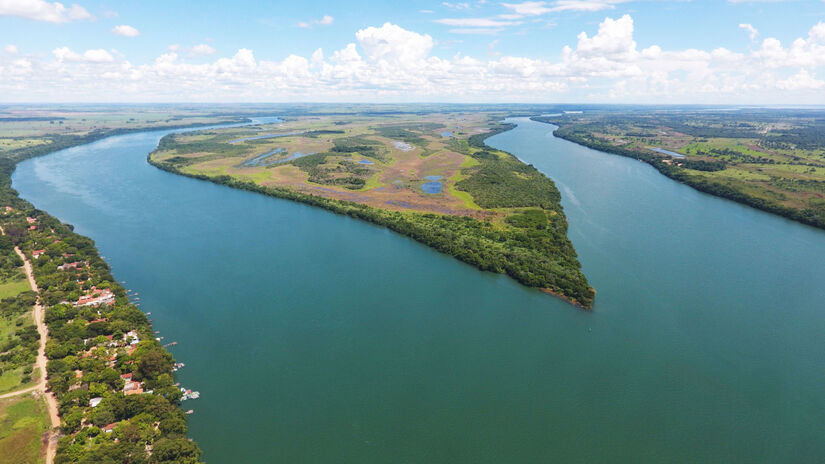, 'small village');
1,203,202,462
